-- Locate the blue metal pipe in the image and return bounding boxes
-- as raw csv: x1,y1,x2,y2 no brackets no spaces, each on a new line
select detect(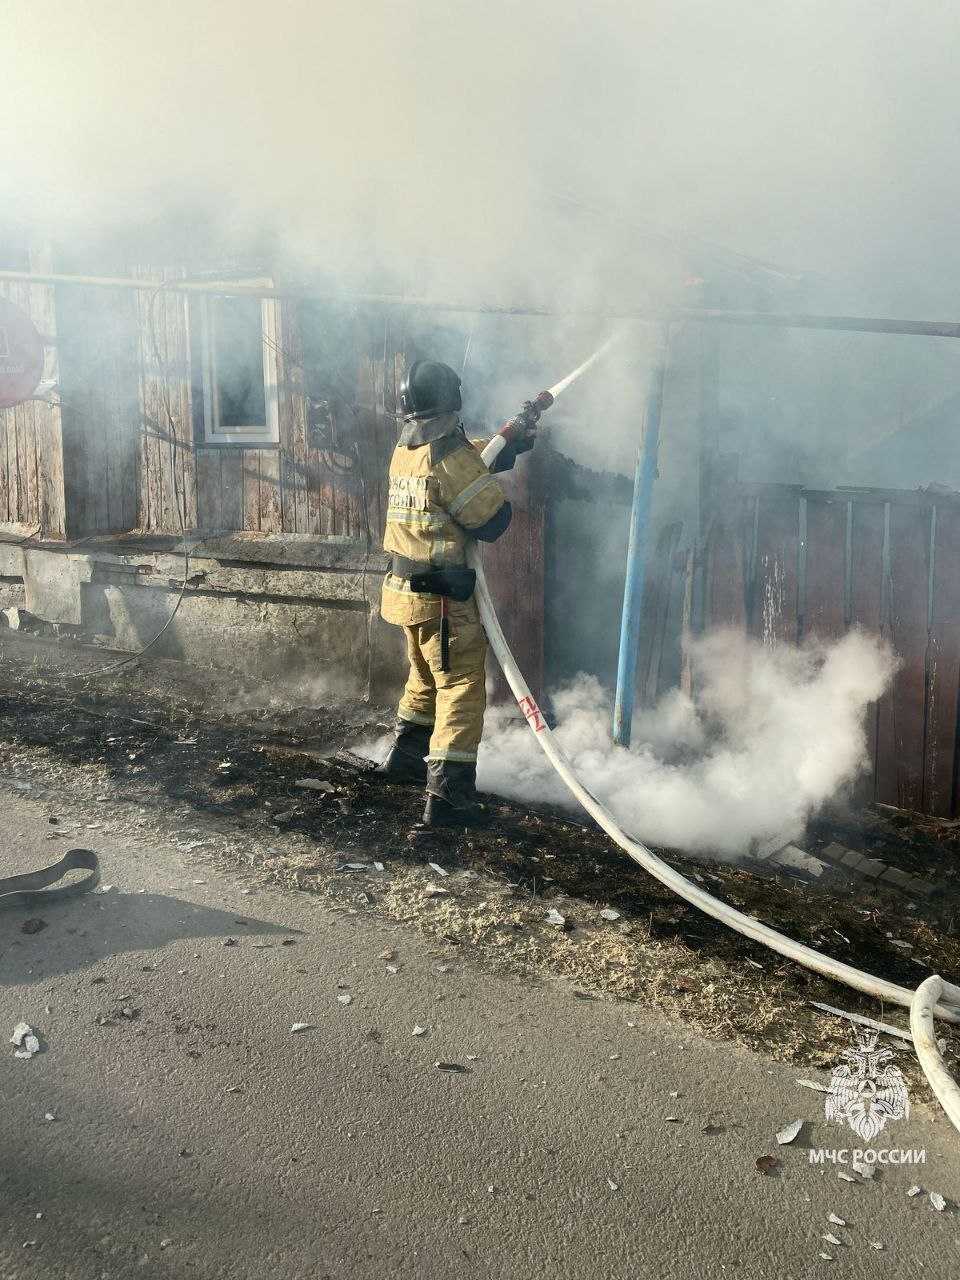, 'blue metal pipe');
612,339,668,746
